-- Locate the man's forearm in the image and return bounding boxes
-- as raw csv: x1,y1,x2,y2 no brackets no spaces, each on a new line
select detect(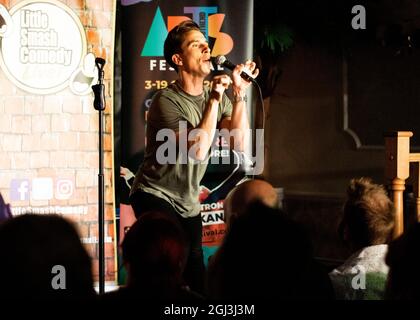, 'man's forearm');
229,88,250,151
189,97,219,160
